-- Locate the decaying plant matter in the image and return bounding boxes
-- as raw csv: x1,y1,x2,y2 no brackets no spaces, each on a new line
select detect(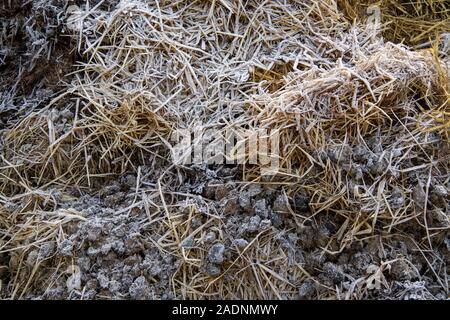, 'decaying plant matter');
0,0,448,300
